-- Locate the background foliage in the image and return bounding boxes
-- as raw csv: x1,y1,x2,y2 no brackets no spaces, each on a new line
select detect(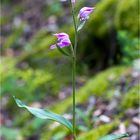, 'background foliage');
0,0,139,139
